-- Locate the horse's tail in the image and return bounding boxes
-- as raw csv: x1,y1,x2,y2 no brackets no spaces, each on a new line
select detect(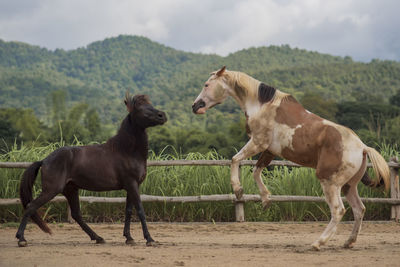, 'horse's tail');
20,161,52,235
361,147,390,191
